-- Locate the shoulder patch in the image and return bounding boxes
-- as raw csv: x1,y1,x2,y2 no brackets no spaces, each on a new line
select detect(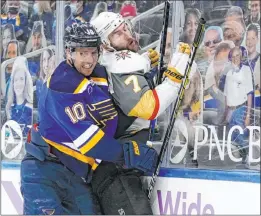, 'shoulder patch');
101,50,151,75
115,51,132,60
